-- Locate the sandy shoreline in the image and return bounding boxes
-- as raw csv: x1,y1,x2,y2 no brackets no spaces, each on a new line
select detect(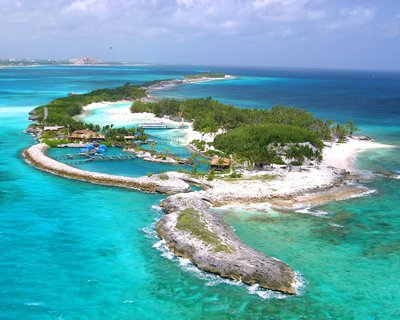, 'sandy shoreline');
322,138,392,171
202,138,394,210
72,97,395,211
74,101,392,205
146,75,236,91
78,99,393,167
23,144,193,194
75,101,205,145
23,75,398,295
